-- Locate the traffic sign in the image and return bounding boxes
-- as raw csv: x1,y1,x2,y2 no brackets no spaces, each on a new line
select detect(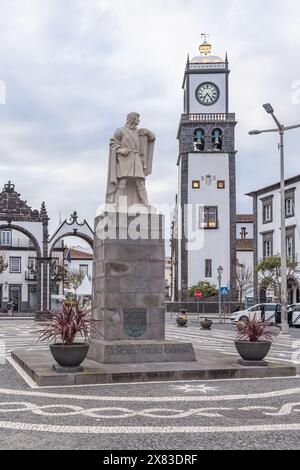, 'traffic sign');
220,287,230,296
195,291,203,300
